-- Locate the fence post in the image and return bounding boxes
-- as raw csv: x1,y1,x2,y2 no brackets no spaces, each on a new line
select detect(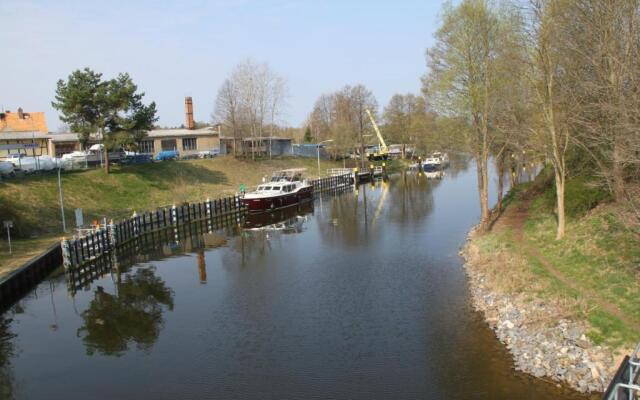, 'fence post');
109,220,117,247
62,239,72,270
171,205,178,225
132,211,139,237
